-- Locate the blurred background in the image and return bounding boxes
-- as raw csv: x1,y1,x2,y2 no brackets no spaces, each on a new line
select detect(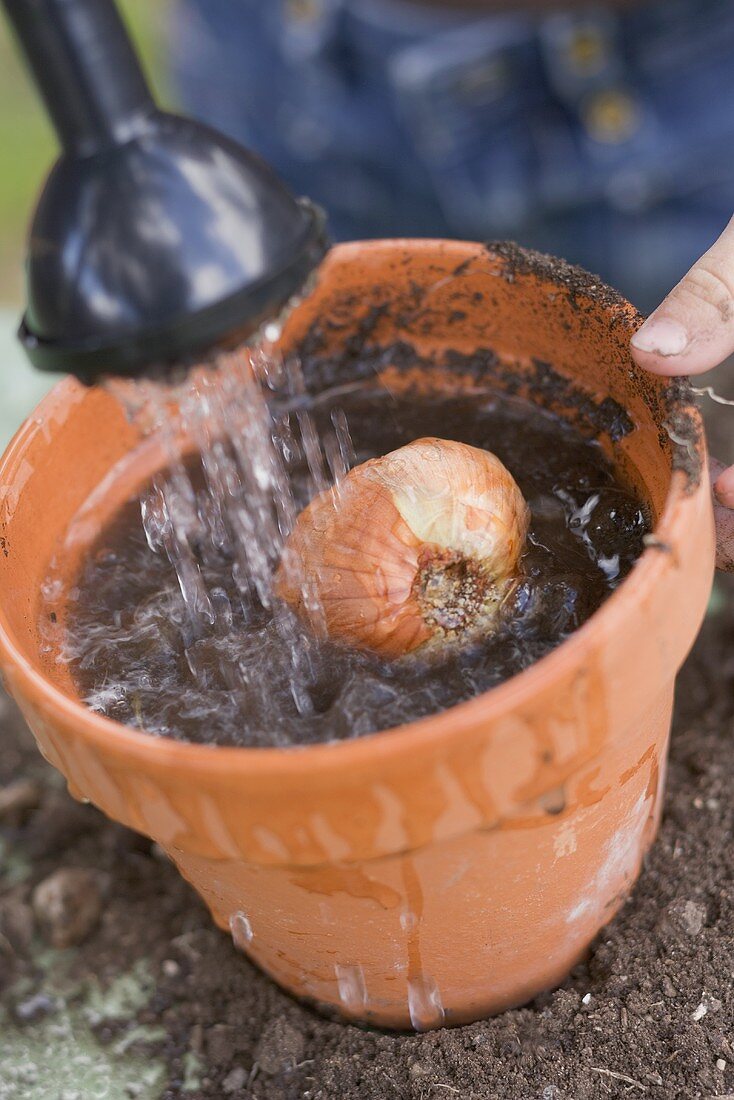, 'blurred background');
1,0,733,458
